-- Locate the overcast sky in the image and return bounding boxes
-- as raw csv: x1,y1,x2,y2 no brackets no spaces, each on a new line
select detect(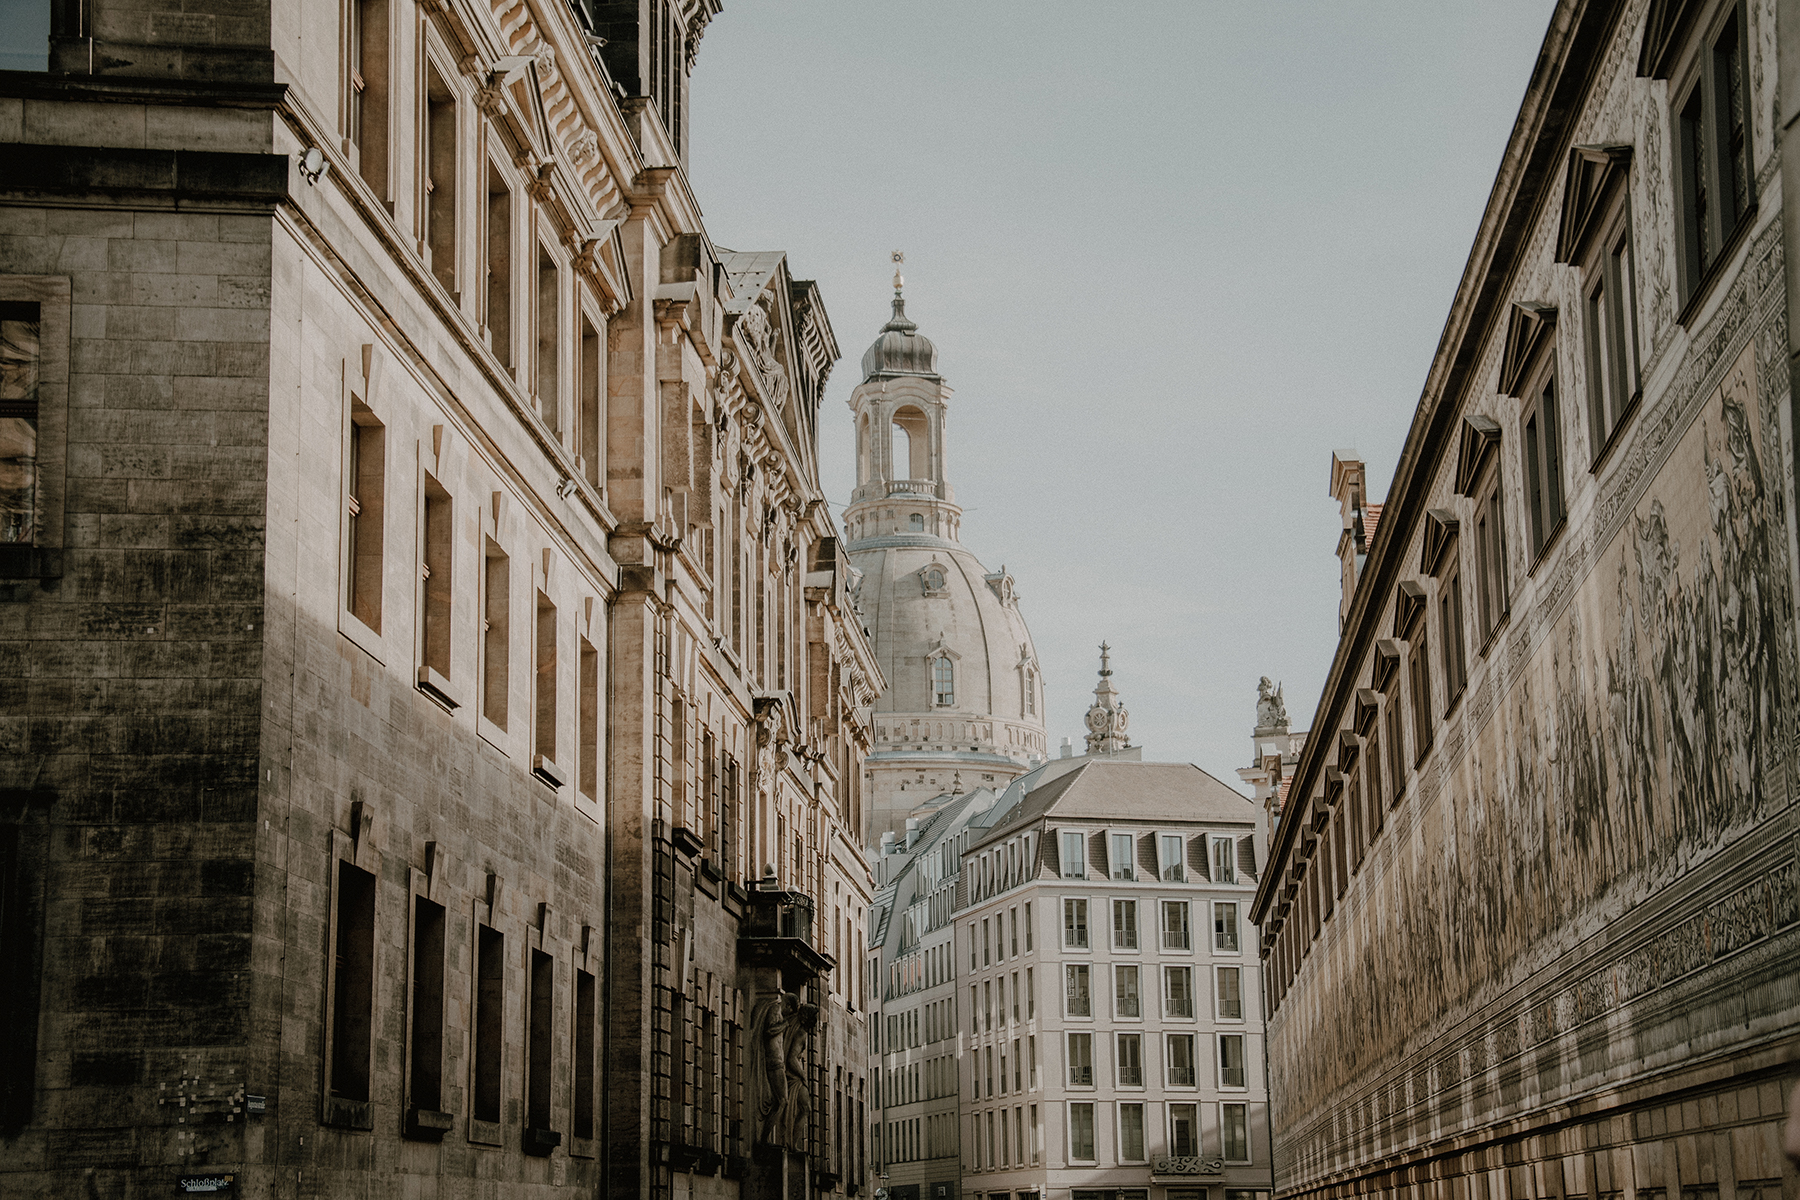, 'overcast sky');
690,1,1560,790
